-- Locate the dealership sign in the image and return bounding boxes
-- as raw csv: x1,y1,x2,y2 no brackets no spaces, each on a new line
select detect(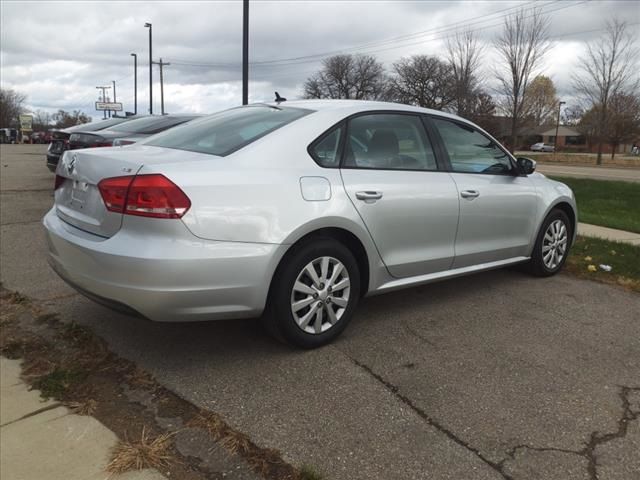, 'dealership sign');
95,102,123,111
19,114,33,131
